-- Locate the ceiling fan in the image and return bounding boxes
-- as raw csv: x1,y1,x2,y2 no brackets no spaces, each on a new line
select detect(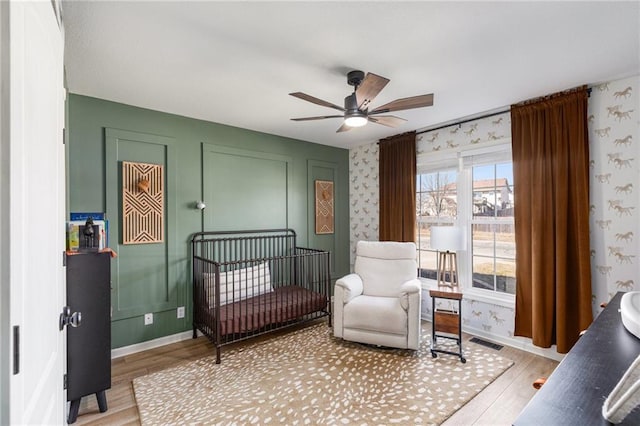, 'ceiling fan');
289,70,434,133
